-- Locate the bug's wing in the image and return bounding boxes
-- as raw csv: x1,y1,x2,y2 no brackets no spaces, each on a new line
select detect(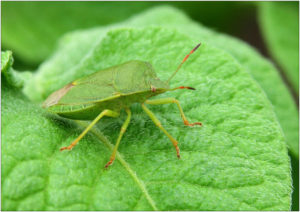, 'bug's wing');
57,70,117,105
44,60,156,107
56,61,153,105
